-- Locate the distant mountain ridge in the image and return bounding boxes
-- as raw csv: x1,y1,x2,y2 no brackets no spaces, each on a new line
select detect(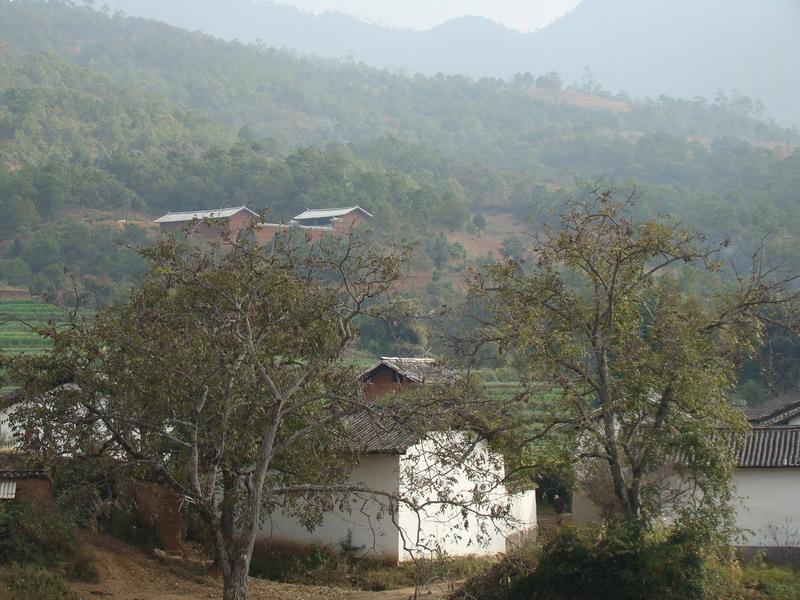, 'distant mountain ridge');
108,0,800,126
